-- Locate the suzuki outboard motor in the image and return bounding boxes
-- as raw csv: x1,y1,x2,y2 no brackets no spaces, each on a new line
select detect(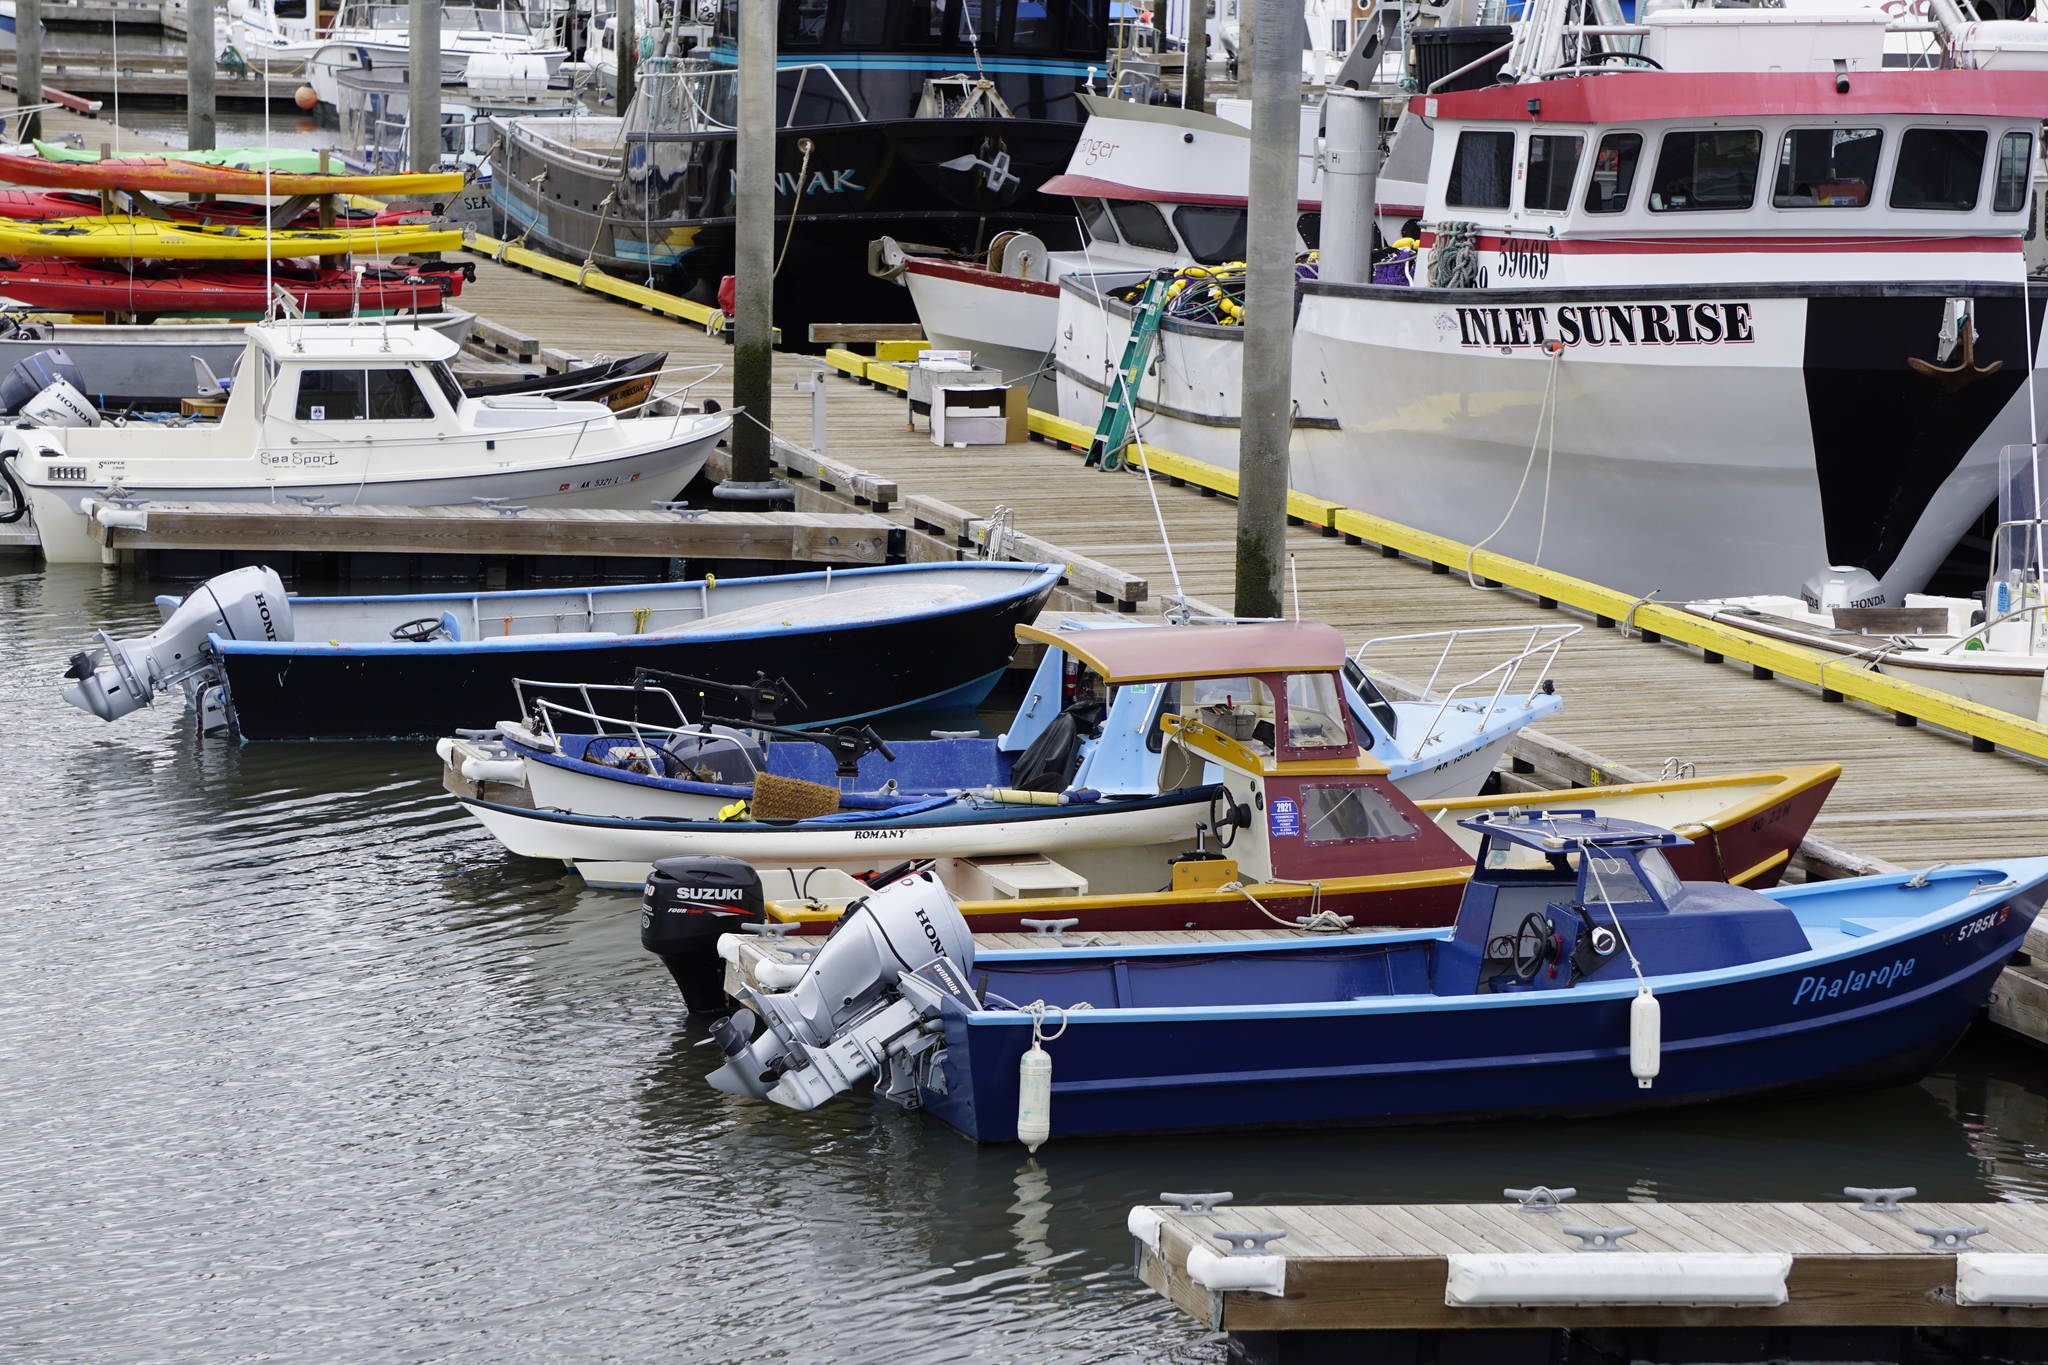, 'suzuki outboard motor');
640,855,766,1014
708,869,975,1111
62,565,292,723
